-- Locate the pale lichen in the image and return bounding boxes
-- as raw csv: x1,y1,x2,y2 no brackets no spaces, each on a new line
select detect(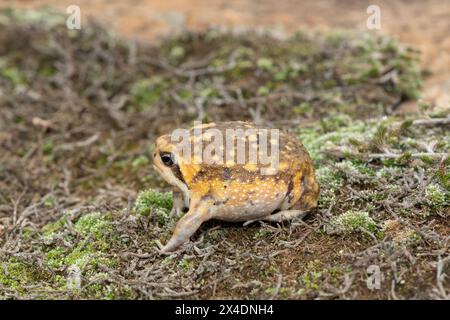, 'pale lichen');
424,183,448,210
327,210,379,235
